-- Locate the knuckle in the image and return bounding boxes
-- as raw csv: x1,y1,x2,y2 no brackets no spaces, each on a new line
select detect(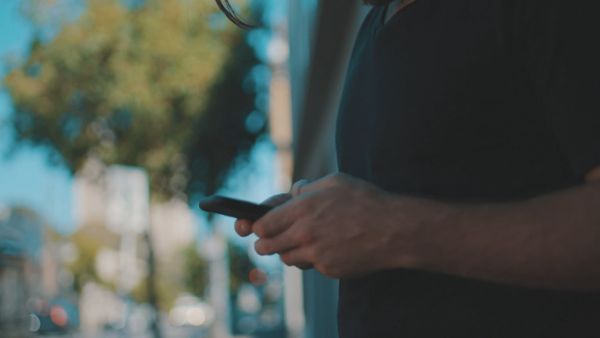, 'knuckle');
305,247,319,262
320,264,339,278
331,173,345,184
280,252,293,266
